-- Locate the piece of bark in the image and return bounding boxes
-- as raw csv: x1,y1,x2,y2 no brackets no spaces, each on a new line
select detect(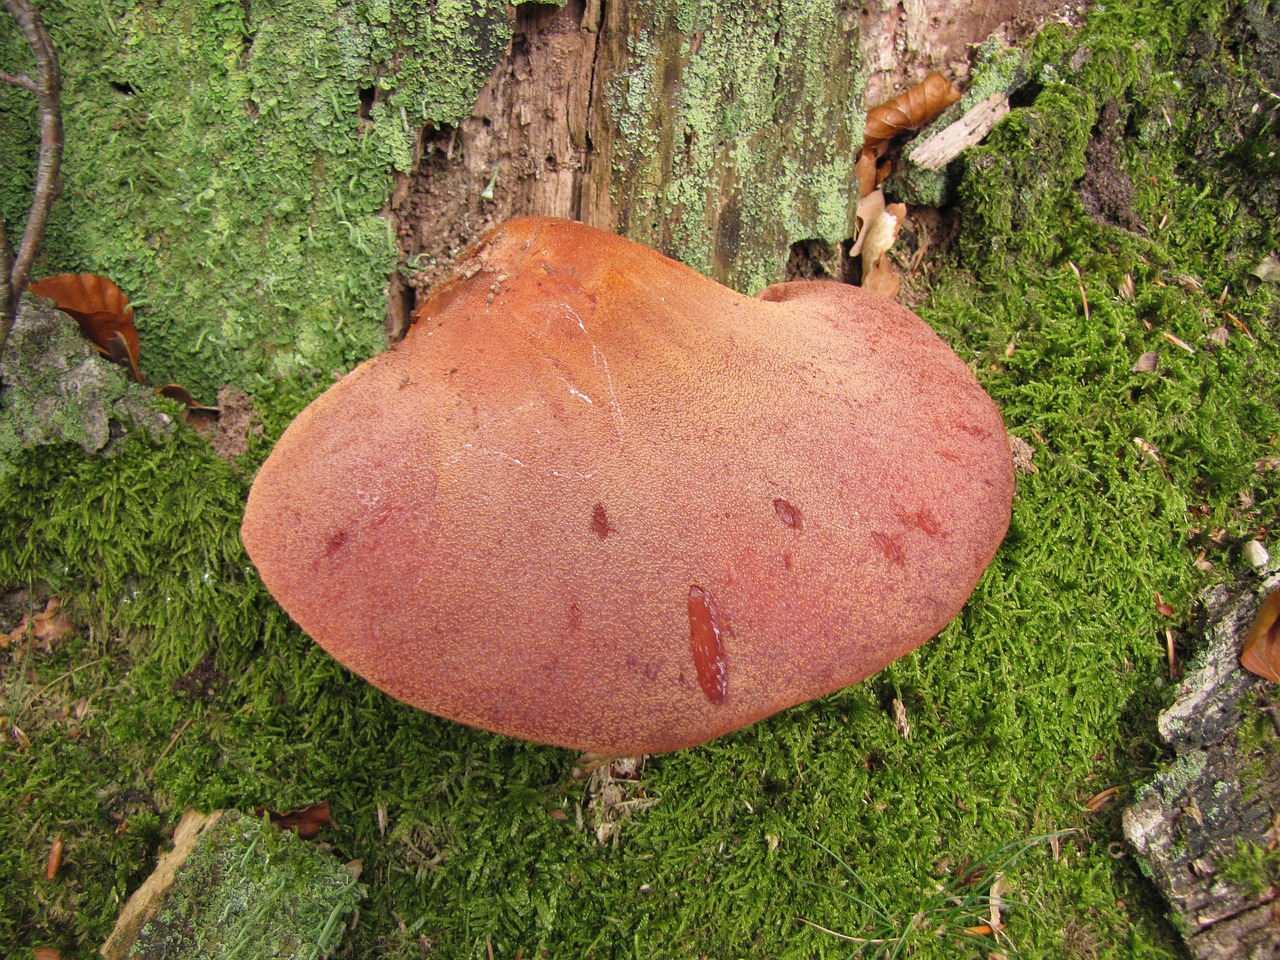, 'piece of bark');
1123,571,1280,960
101,809,222,960
909,94,1012,171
